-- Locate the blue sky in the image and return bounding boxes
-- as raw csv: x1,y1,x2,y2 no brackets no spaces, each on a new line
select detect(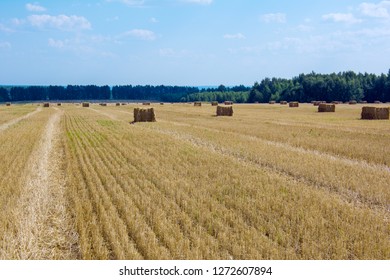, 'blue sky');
1,0,390,86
